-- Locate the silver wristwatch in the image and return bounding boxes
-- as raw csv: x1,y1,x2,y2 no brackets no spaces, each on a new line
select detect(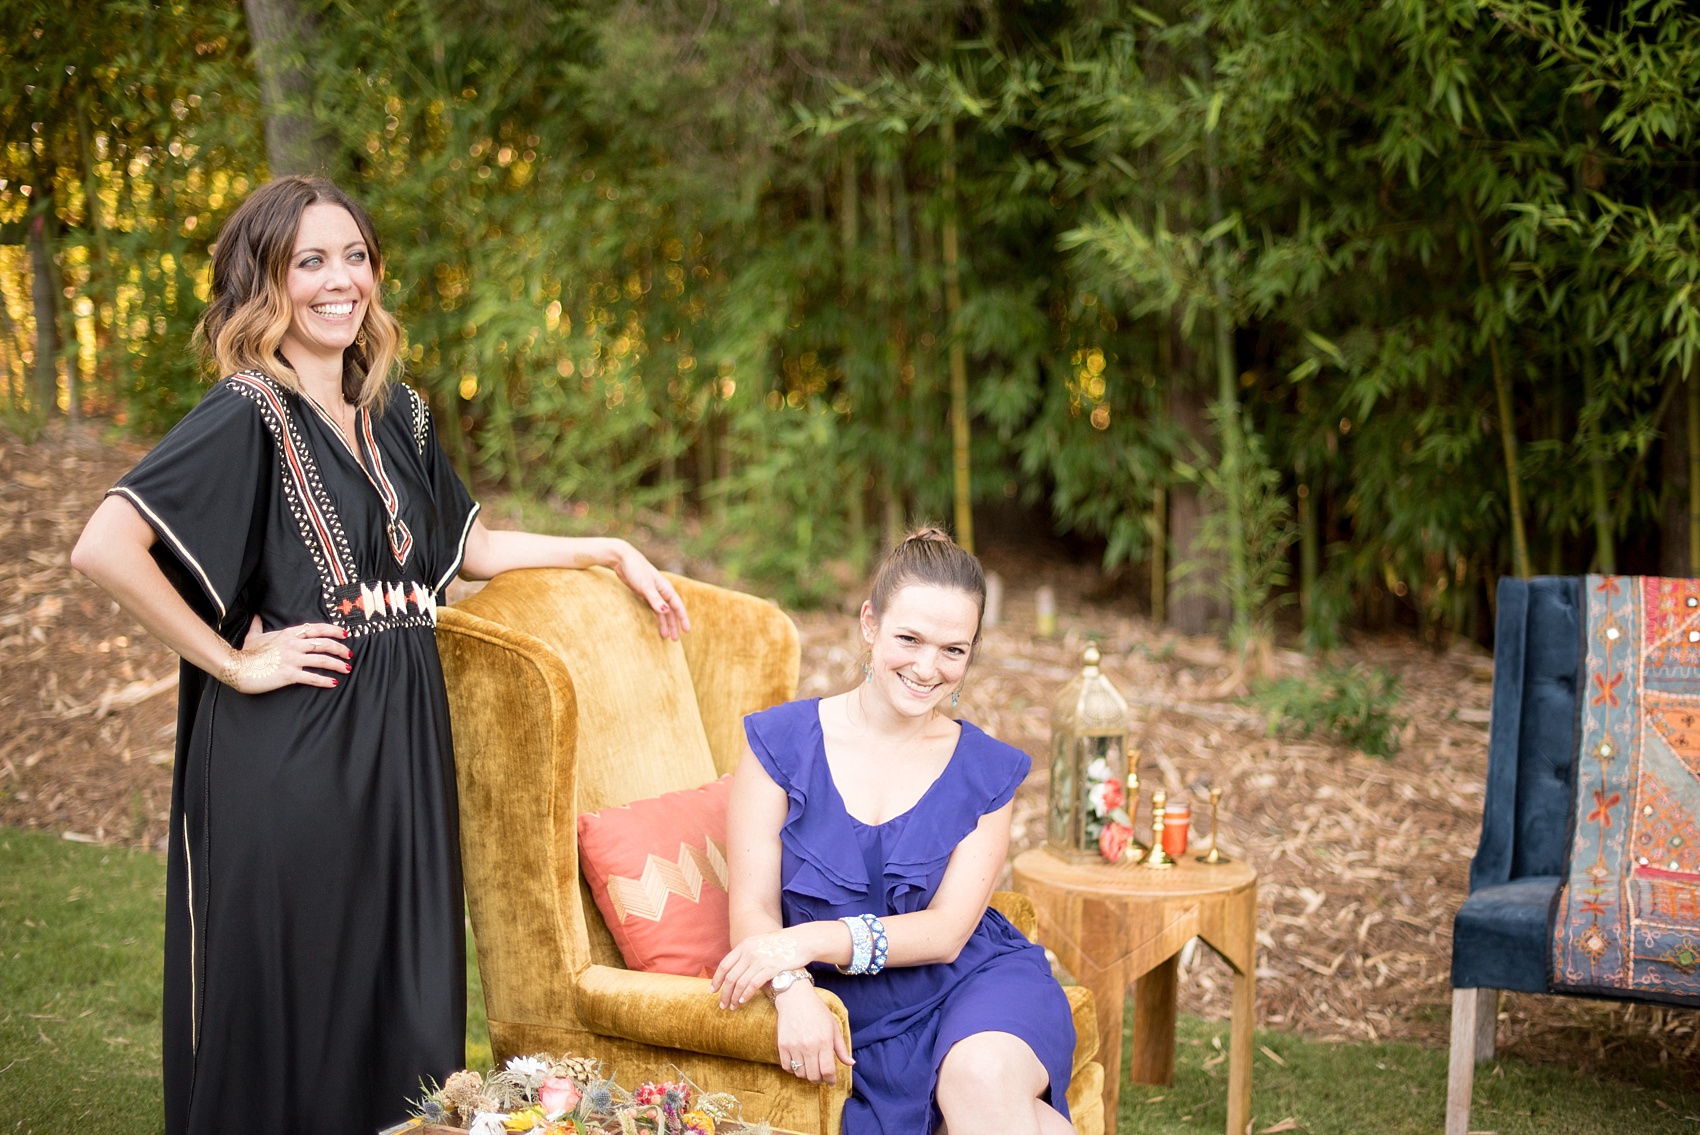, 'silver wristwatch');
766,968,815,999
